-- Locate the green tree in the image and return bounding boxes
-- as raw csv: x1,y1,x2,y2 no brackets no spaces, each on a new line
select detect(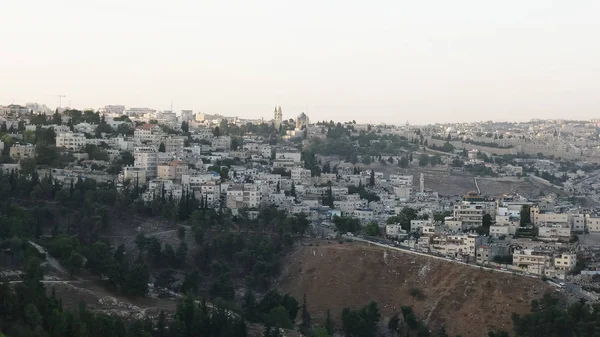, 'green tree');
124,256,149,296
66,251,84,276
369,169,375,187
365,222,379,236
301,293,311,329
388,313,400,335
325,309,335,335
520,204,531,226
418,154,429,167
158,142,166,152
482,213,492,228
